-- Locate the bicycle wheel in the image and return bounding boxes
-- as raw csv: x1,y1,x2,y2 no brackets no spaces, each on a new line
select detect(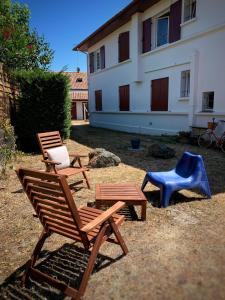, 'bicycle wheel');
198,132,213,148
220,137,225,153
